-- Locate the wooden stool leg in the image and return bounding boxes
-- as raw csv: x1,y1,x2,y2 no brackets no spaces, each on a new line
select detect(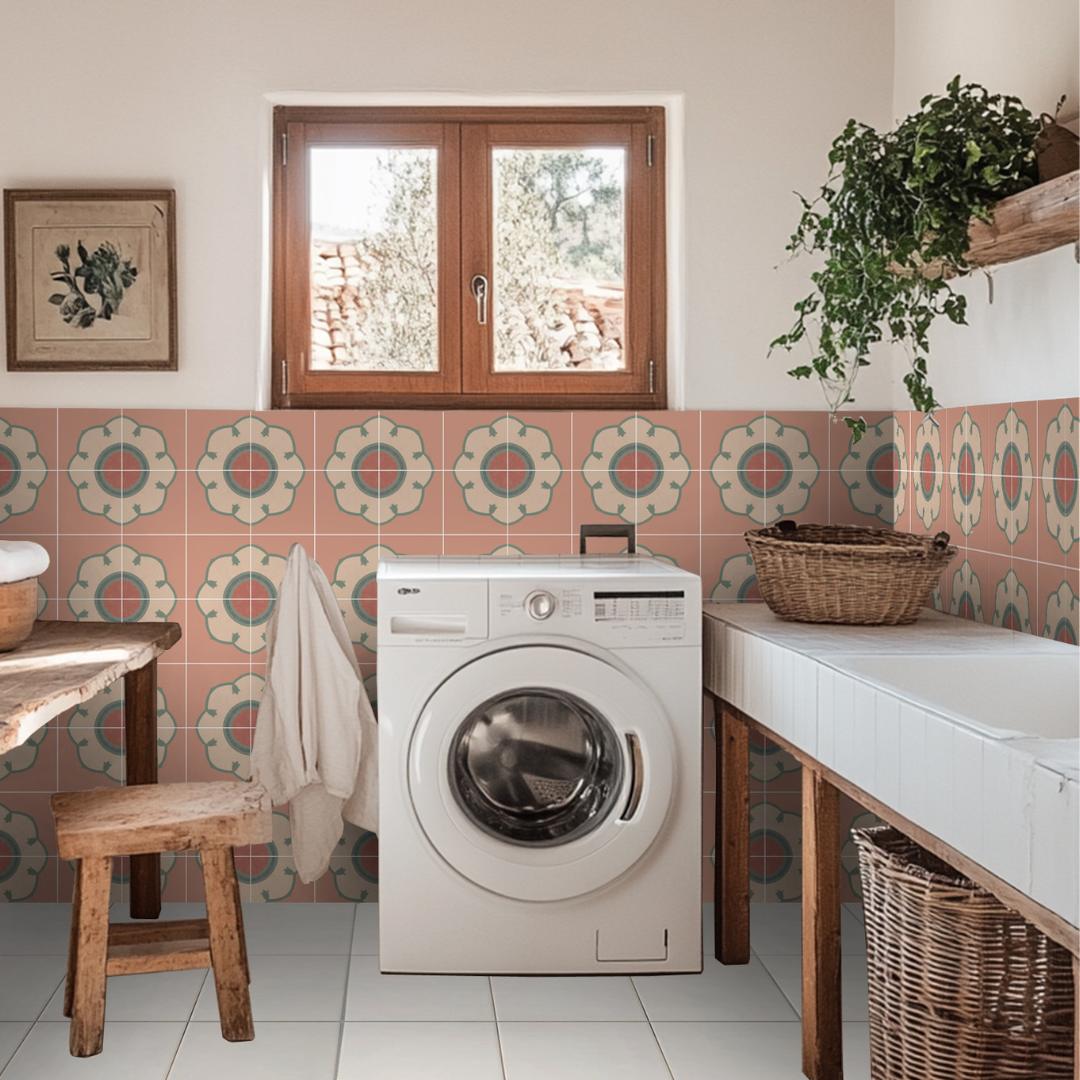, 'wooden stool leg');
68,856,112,1057
229,861,251,985
202,847,254,1042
